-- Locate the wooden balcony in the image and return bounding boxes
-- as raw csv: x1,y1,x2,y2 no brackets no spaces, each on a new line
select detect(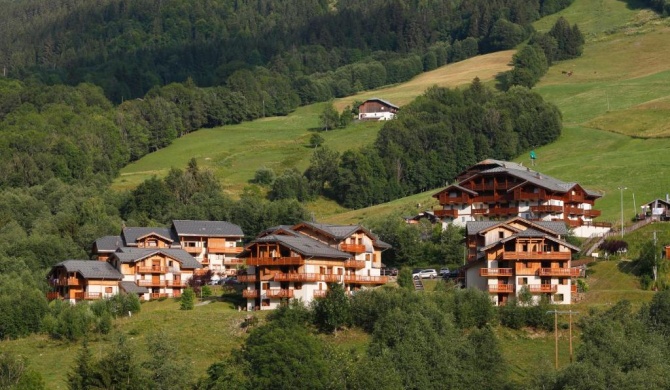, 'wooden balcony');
242,289,259,298
564,219,583,228
237,275,257,283
183,246,203,254
435,193,470,204
138,280,166,287
488,284,514,293
502,251,572,261
209,246,243,254
322,274,342,283
224,258,245,265
472,208,488,215
74,292,102,300
516,190,547,201
339,244,366,253
312,290,328,299
343,275,388,284
245,257,304,266
165,280,186,287
46,291,61,300
564,206,585,215
273,273,320,282
528,284,558,293
473,195,499,203
515,267,538,276
530,205,563,213
571,284,577,293
584,209,601,218
433,209,459,218
51,277,81,286
264,289,294,299
539,268,580,277
137,266,168,274
488,207,519,216
344,259,366,269
567,194,585,202
480,268,513,277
